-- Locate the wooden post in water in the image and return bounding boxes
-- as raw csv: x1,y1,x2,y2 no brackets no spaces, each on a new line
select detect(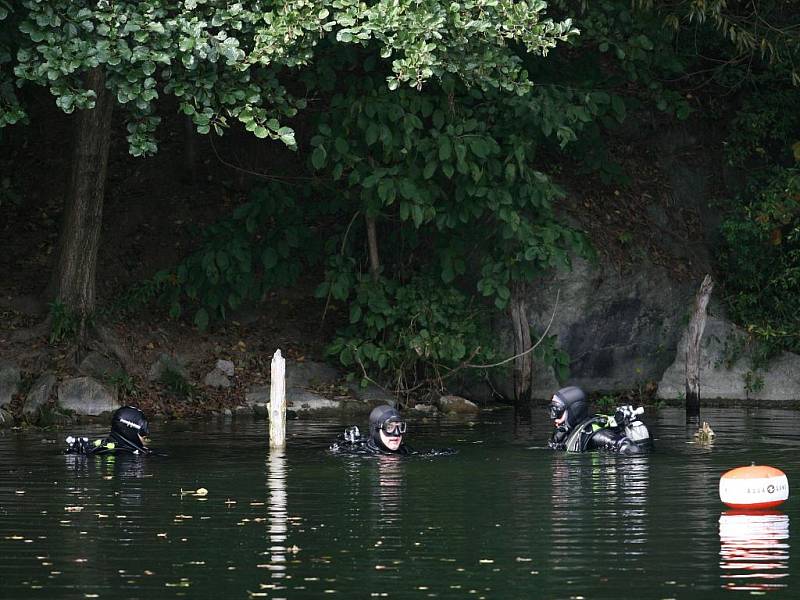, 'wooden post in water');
269,349,287,449
685,274,714,423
